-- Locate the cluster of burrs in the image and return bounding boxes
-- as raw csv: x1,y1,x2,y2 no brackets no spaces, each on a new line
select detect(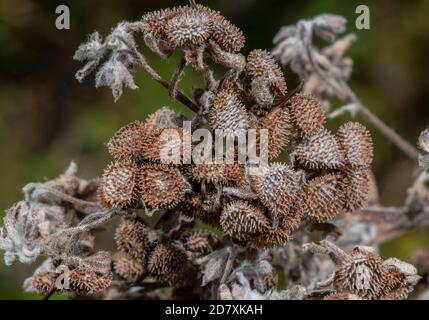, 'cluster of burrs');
98,53,373,249
304,241,420,300
0,2,383,300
